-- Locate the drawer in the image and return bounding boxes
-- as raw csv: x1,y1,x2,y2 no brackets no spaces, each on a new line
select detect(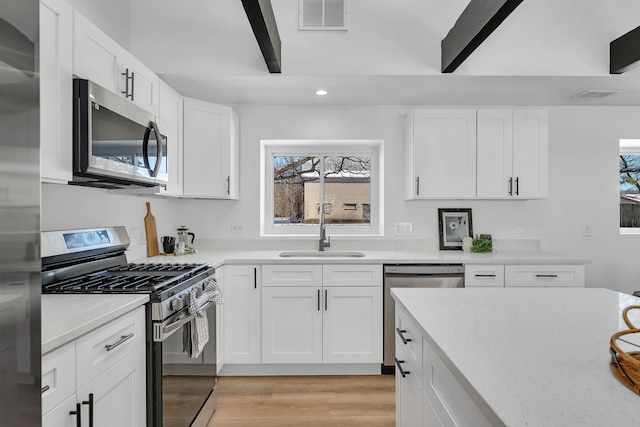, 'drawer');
395,304,422,382
262,264,322,287
75,306,145,390
505,264,585,287
323,264,382,287
464,265,504,287
42,341,76,415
